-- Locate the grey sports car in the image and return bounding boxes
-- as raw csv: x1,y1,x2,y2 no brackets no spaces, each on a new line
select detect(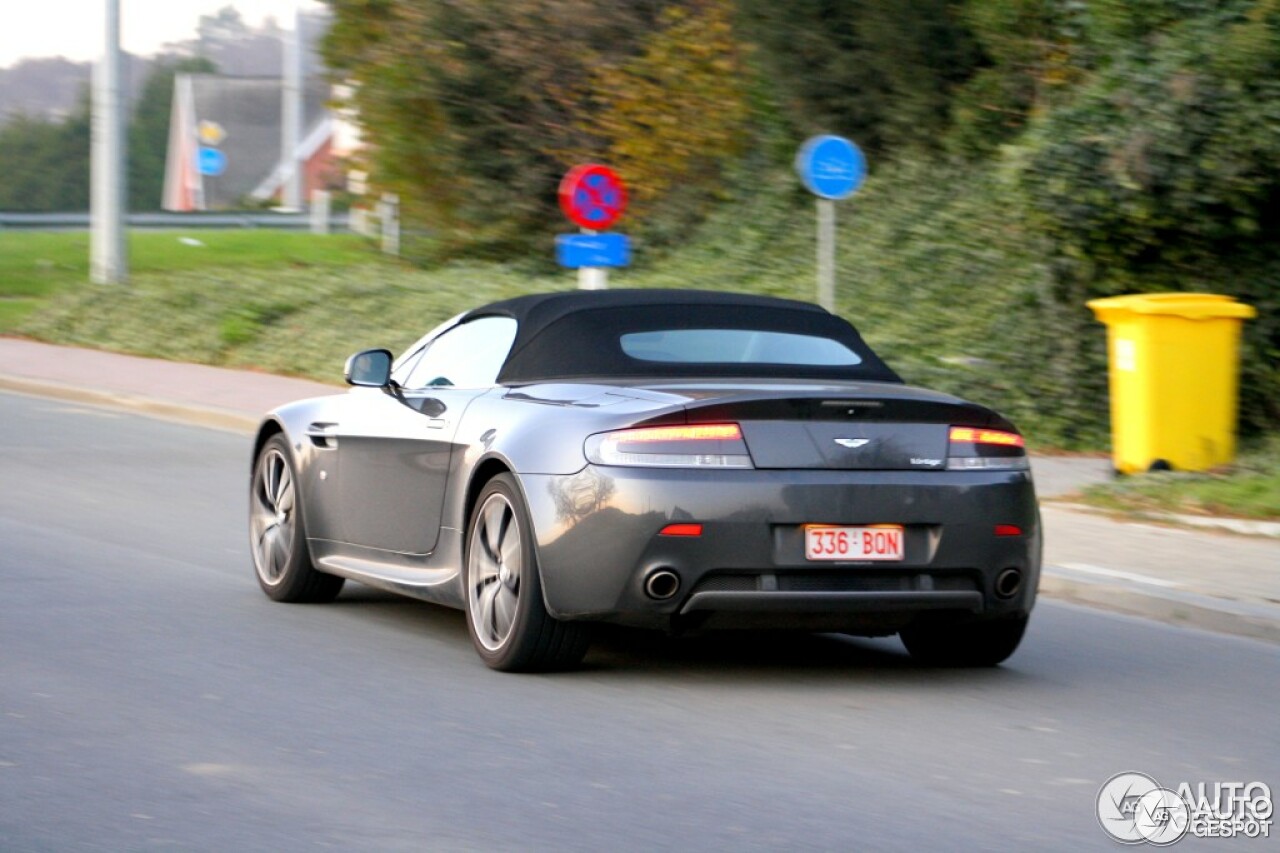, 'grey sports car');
250,289,1040,671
